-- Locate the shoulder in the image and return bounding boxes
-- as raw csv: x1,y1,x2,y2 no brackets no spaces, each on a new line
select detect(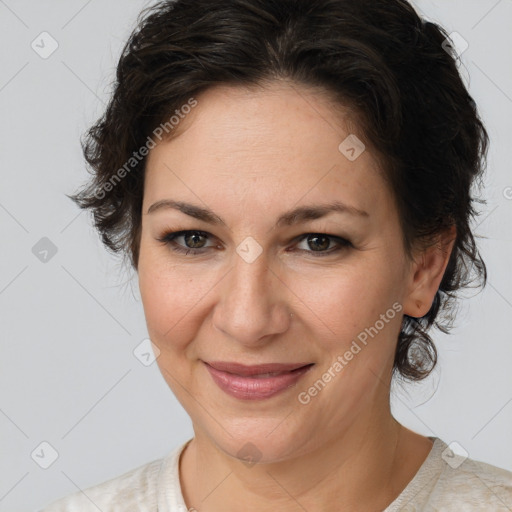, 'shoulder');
432,453,512,509
40,456,164,511
387,438,512,511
